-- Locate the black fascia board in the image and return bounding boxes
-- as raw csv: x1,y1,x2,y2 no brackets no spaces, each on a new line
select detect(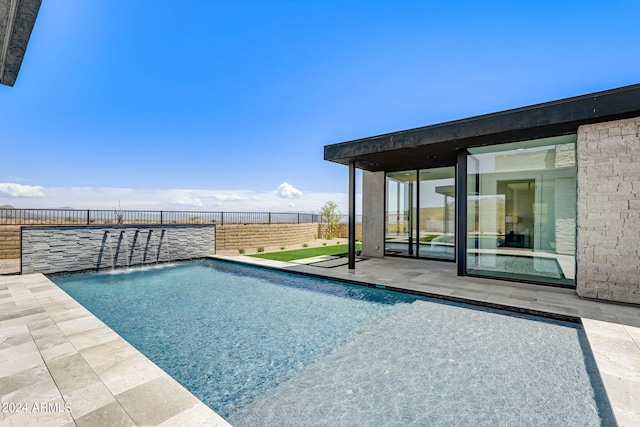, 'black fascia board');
0,0,42,86
324,83,640,171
